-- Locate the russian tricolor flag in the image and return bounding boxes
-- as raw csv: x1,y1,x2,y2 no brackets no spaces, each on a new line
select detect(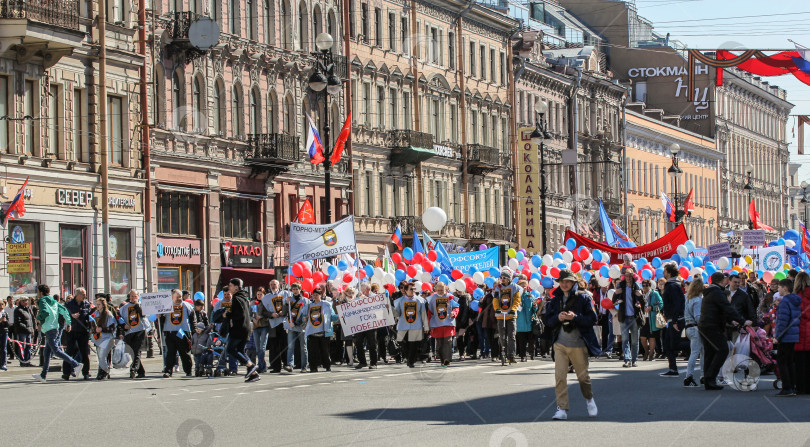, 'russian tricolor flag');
661,193,676,222
306,115,325,165
391,223,403,250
